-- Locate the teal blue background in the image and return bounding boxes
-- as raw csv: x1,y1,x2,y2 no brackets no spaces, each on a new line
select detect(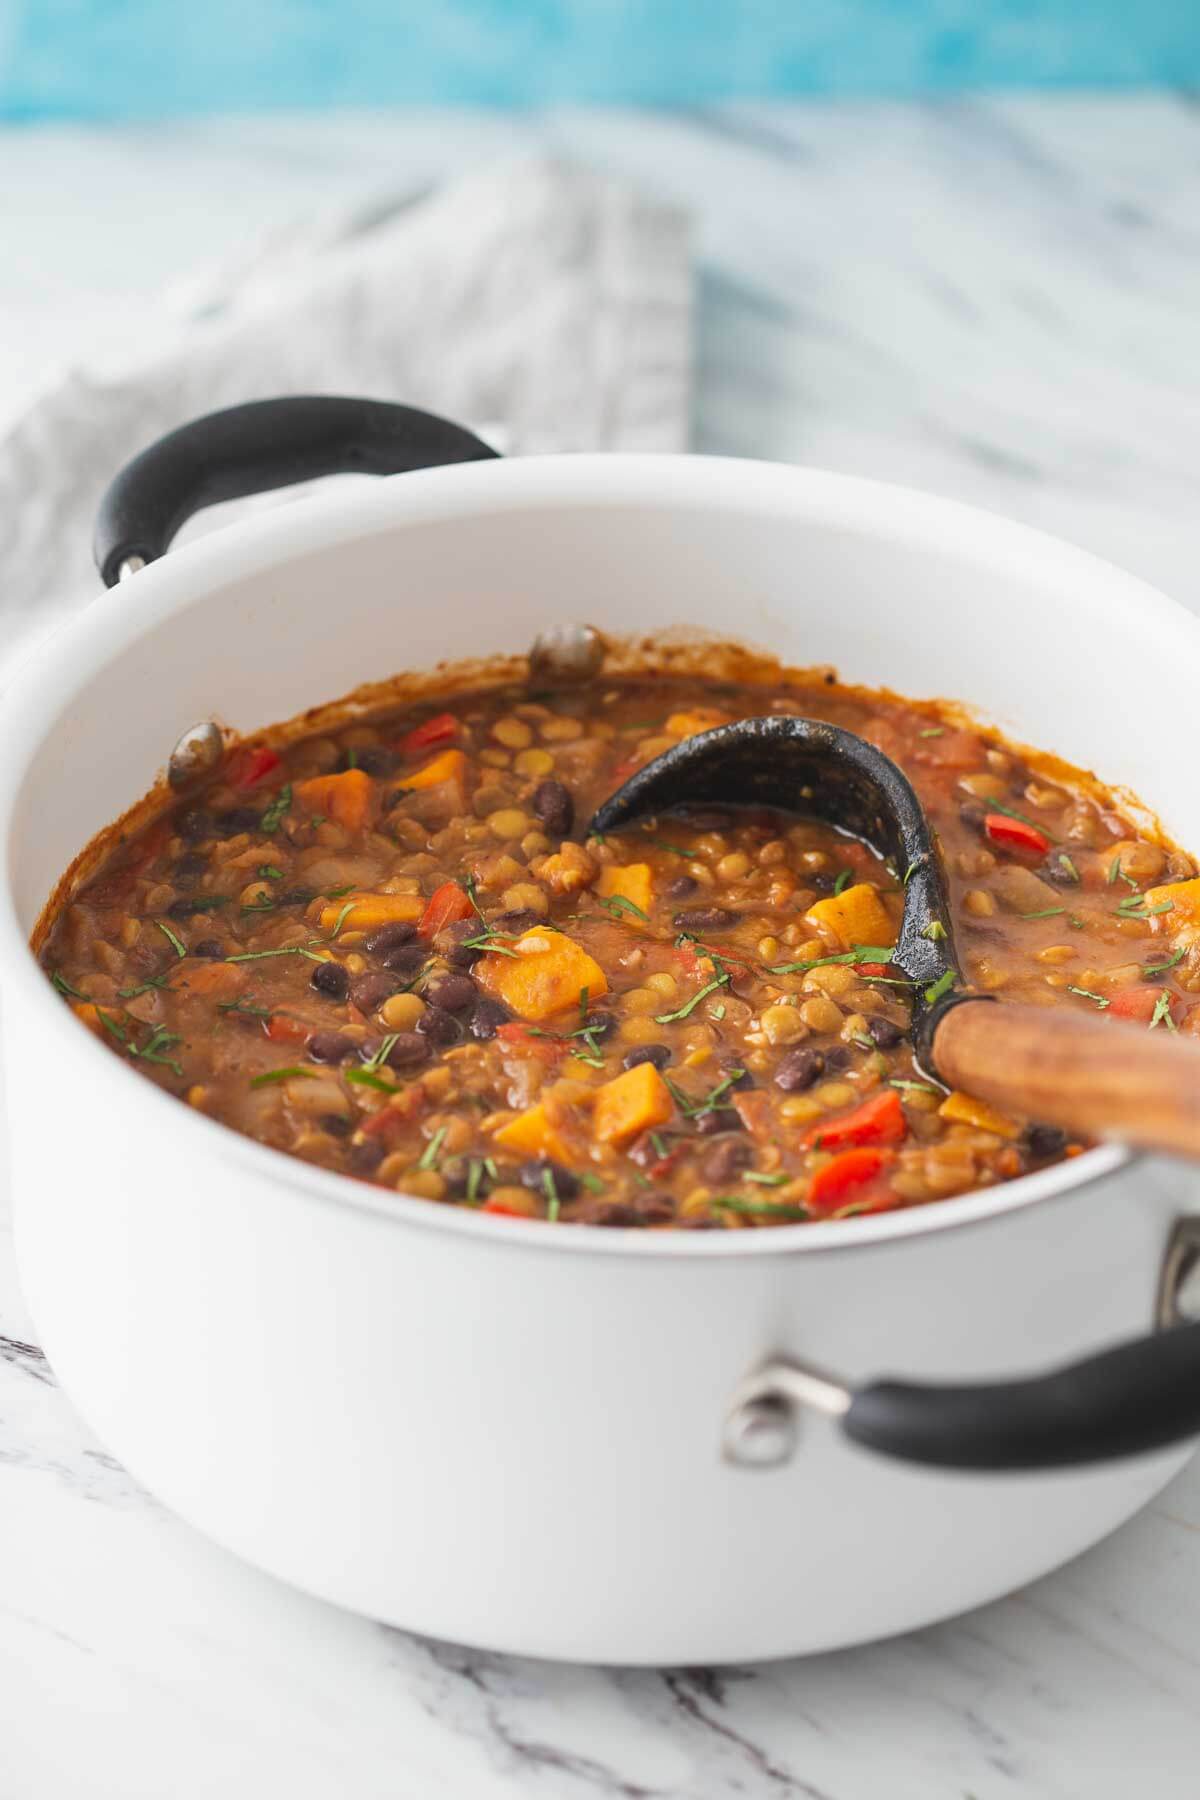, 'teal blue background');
2,1,1198,120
